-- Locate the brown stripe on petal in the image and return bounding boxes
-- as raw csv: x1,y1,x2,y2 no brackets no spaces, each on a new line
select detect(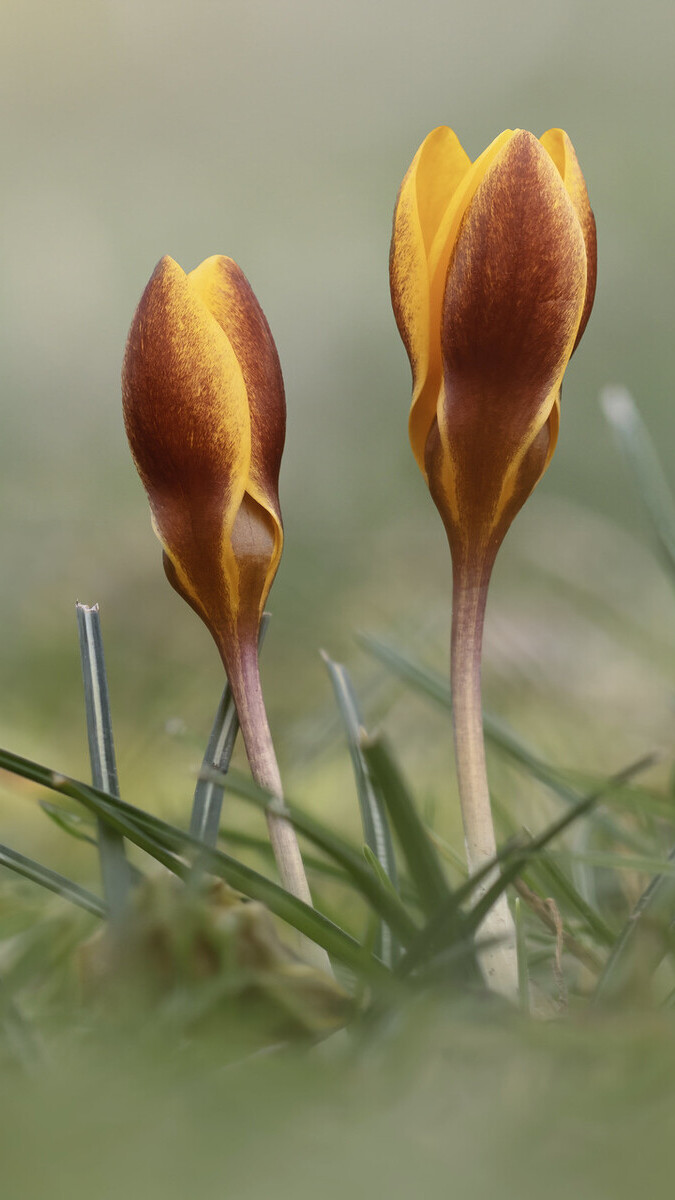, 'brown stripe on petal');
437,131,587,547
540,129,597,350
122,255,250,632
